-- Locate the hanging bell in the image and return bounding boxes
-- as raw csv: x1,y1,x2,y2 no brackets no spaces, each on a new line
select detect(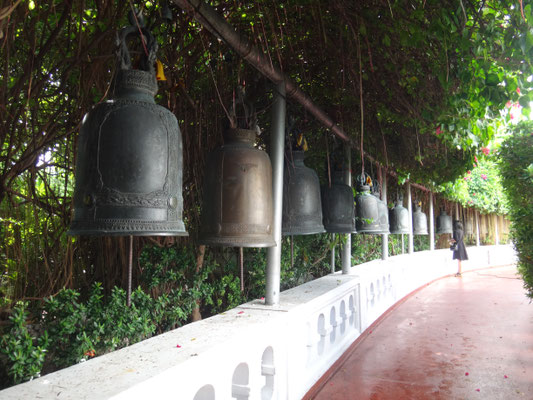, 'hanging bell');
389,199,409,234
369,181,389,234
355,177,381,234
412,204,428,235
69,23,187,236
282,151,325,235
436,210,453,234
375,197,390,234
322,170,355,233
199,128,275,247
